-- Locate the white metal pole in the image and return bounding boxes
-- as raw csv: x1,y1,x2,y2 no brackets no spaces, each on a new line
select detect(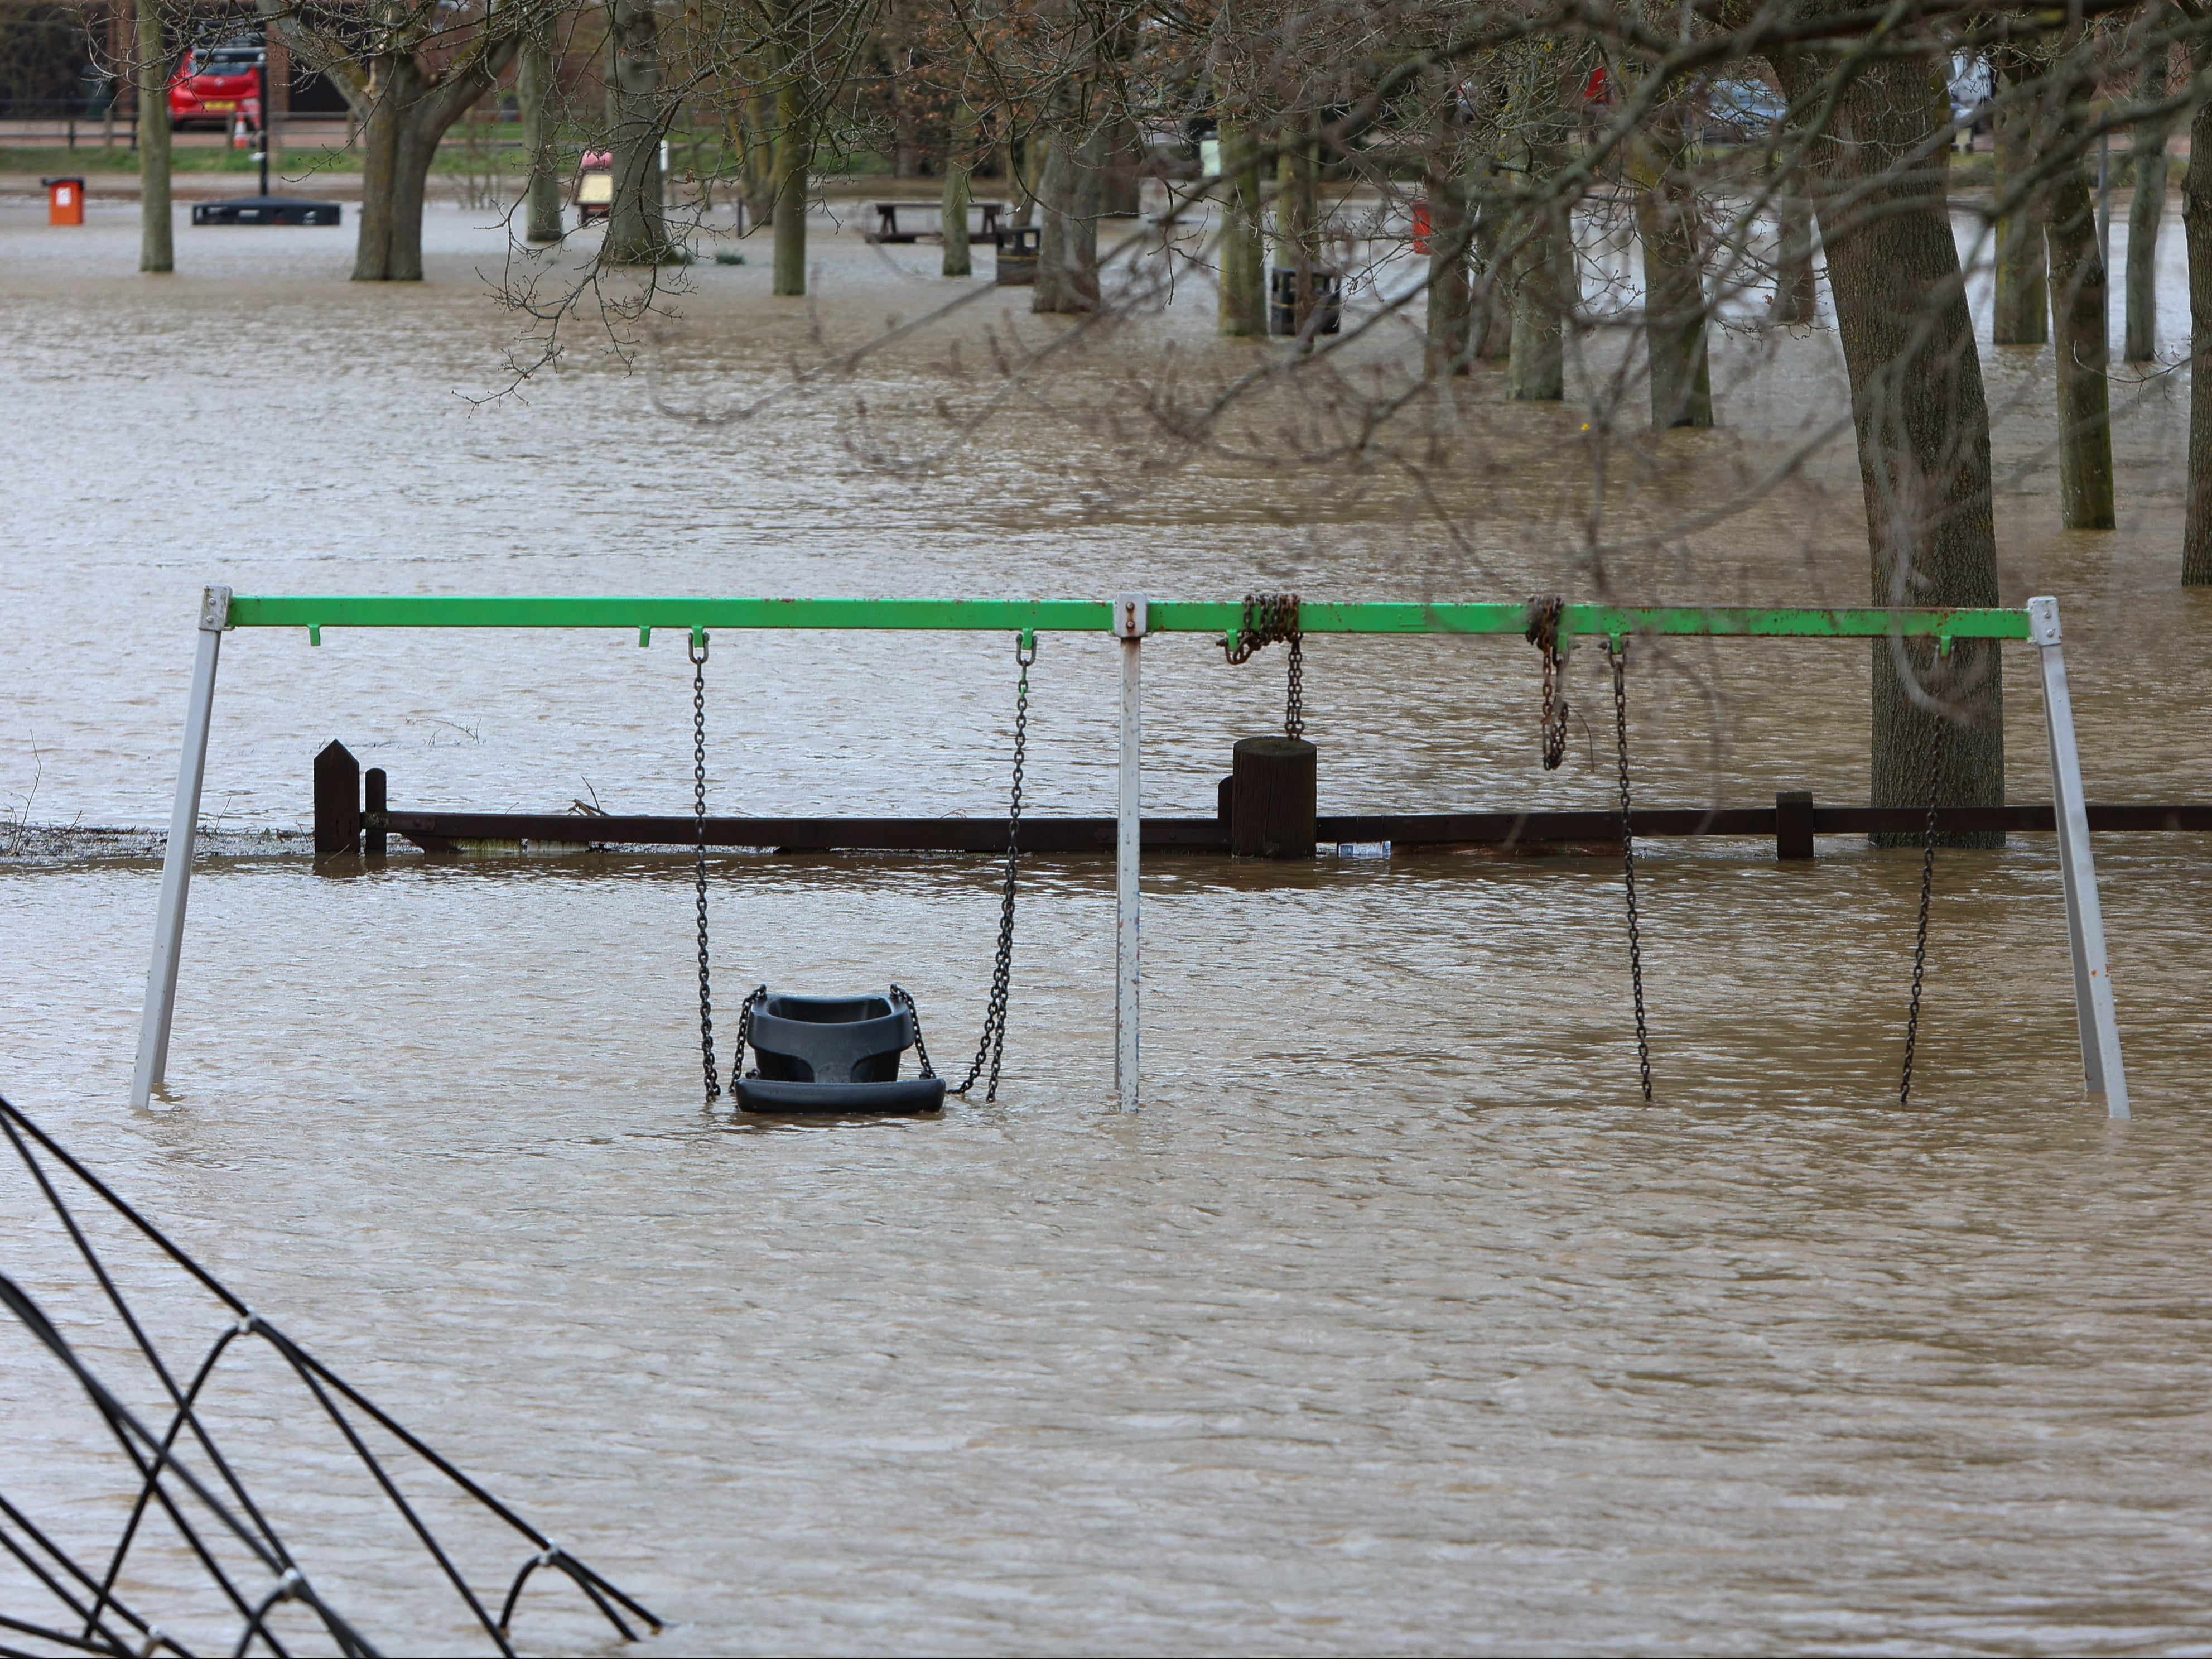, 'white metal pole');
2026,596,2128,1118
132,586,231,1109
1113,593,1147,1111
